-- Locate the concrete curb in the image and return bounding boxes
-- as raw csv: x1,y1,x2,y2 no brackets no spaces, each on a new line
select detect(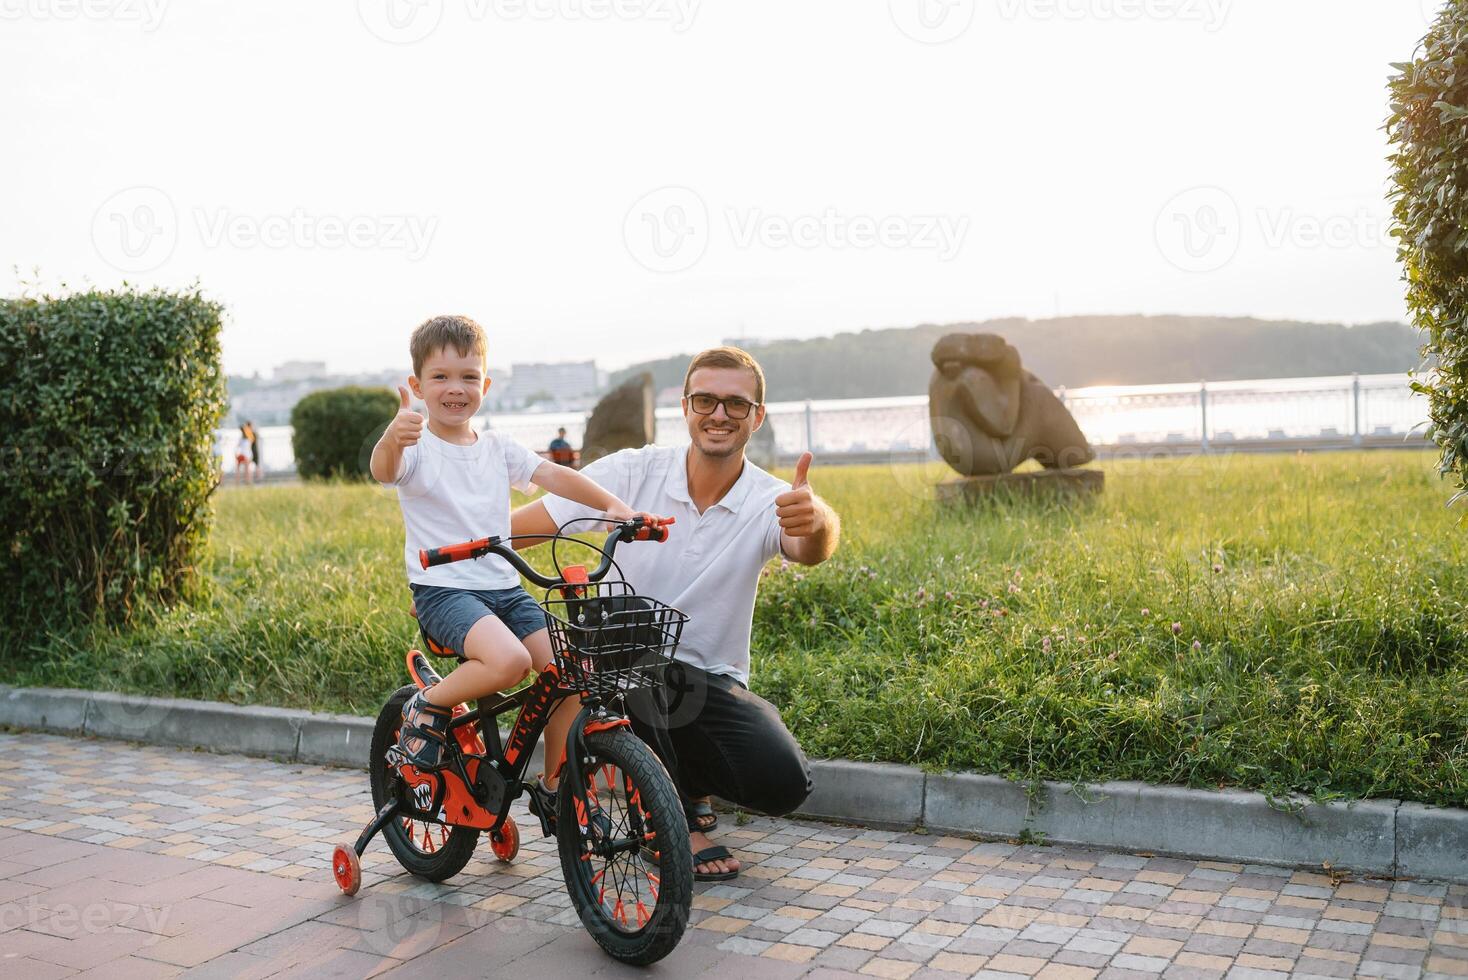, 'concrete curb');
1,685,1461,882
